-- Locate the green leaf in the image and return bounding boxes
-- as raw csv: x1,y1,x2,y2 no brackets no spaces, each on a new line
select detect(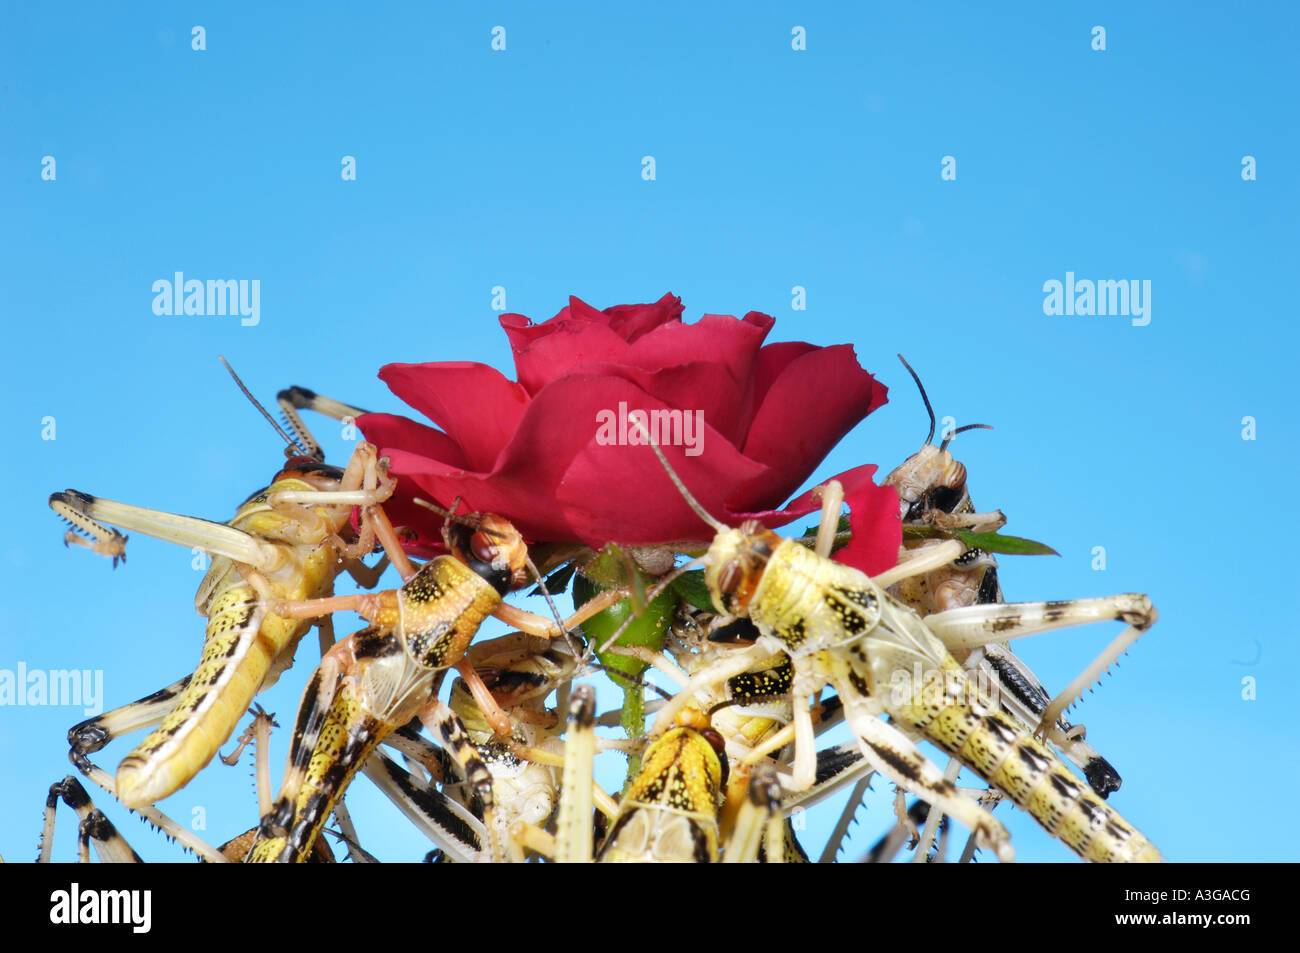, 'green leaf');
902,524,1058,556
955,530,1058,556
798,514,851,541
671,570,717,613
